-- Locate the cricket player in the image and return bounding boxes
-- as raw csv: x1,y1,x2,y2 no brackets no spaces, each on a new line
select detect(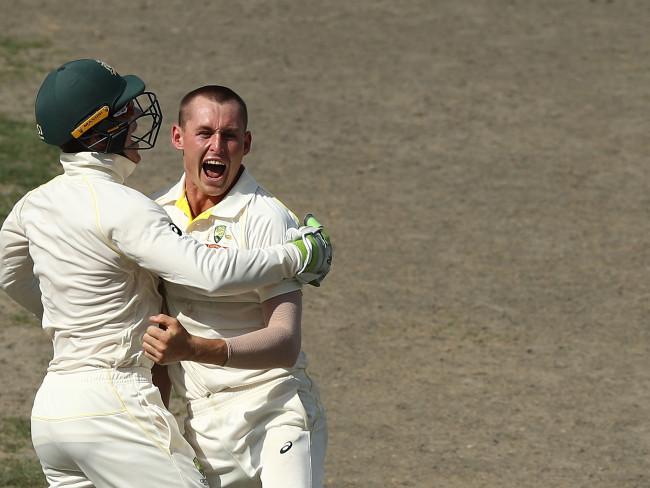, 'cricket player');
0,60,332,487
142,85,329,487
